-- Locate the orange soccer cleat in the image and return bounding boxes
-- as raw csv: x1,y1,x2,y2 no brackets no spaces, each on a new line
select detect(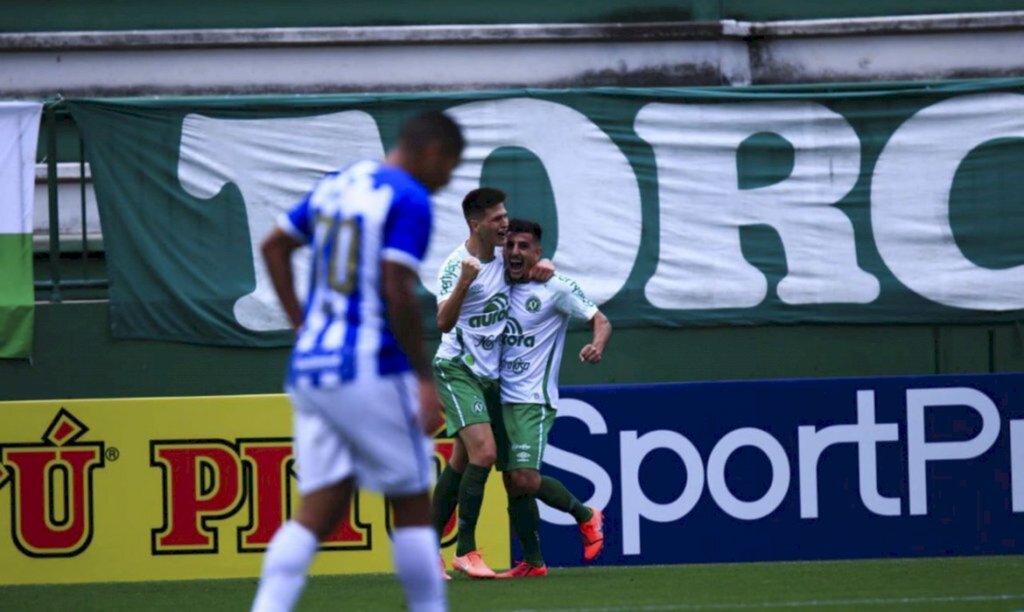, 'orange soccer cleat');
451,550,496,579
579,507,604,562
496,561,549,579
